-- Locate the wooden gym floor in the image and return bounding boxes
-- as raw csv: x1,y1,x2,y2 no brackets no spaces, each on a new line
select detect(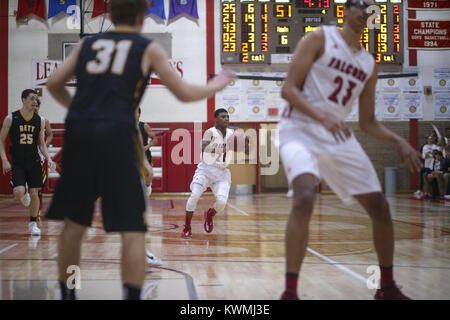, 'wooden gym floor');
0,193,448,300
